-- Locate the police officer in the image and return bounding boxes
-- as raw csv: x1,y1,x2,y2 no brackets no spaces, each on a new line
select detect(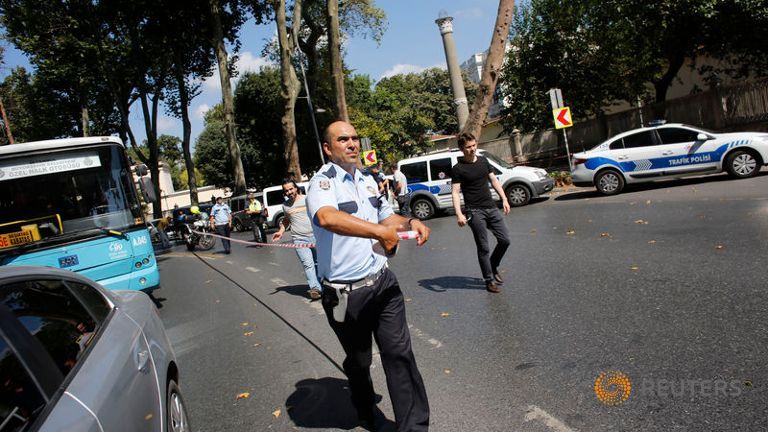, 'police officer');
307,121,431,431
245,193,266,245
